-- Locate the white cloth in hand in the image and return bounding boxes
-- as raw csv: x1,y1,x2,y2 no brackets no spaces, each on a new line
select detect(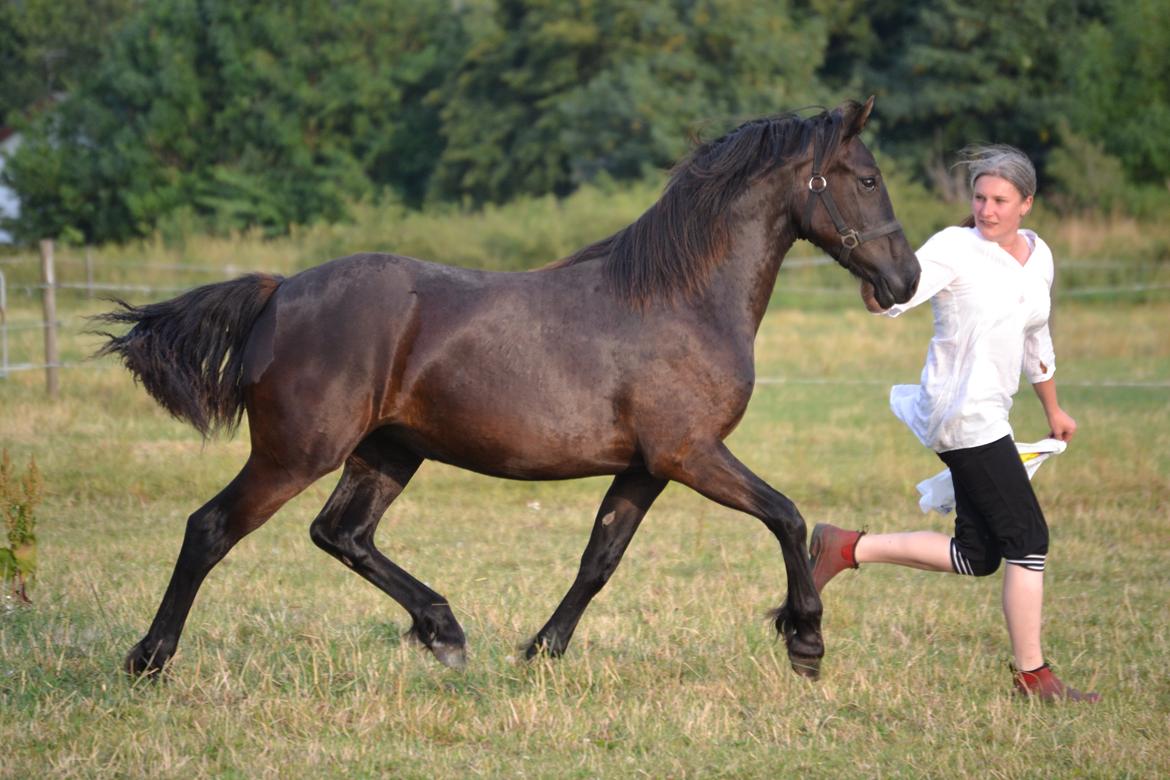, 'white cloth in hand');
915,438,1068,514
